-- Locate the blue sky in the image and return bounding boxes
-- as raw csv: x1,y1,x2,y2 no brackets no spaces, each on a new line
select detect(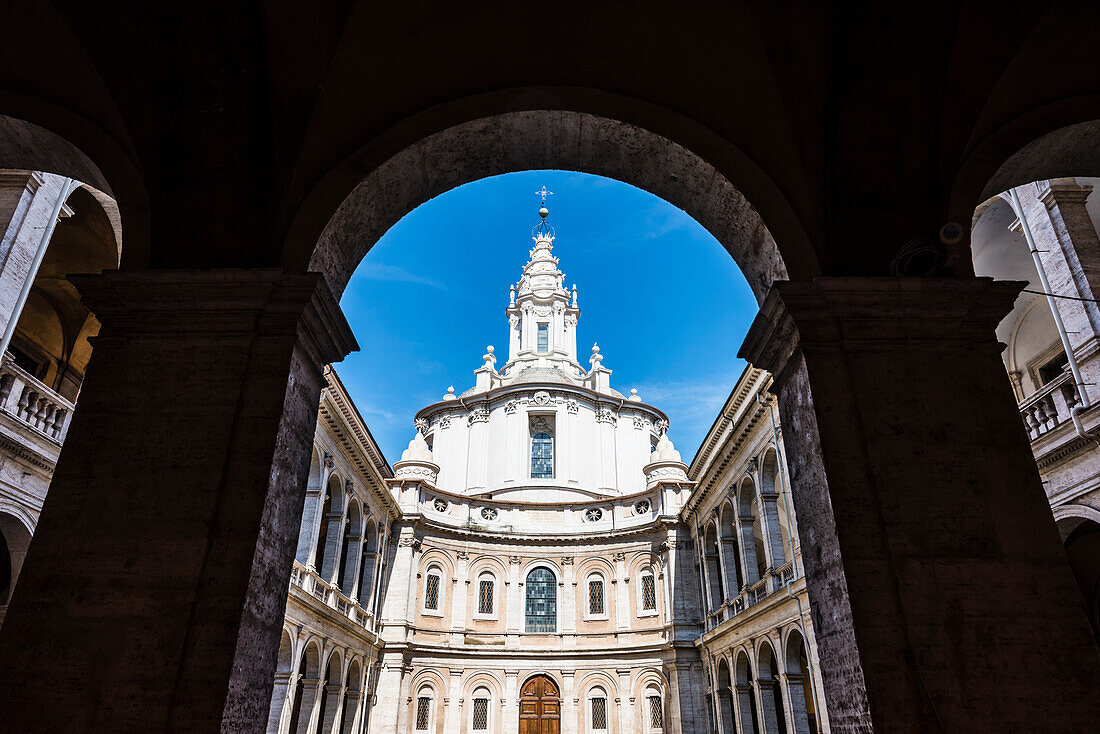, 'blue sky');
336,170,758,466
